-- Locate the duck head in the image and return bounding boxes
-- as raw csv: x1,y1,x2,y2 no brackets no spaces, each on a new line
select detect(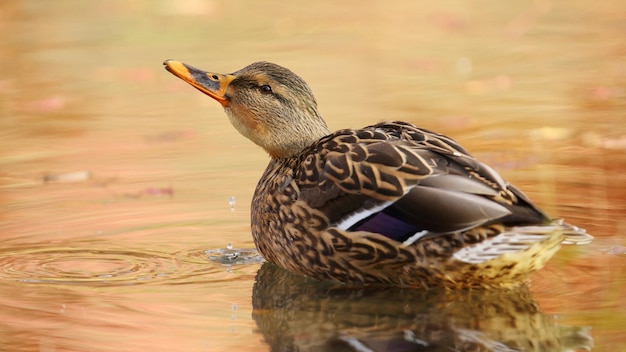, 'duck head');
164,60,330,158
